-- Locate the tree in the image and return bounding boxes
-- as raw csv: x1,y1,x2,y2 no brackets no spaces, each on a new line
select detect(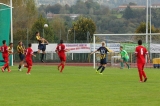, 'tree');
123,6,134,19
31,15,54,42
135,22,160,41
70,16,96,43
